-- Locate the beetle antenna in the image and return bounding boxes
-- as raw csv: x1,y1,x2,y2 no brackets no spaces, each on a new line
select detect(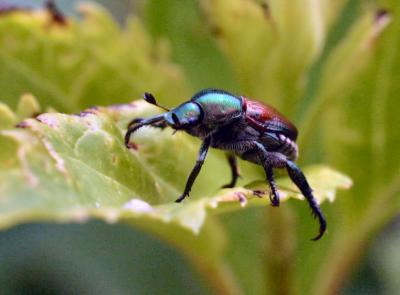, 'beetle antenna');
144,92,170,111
